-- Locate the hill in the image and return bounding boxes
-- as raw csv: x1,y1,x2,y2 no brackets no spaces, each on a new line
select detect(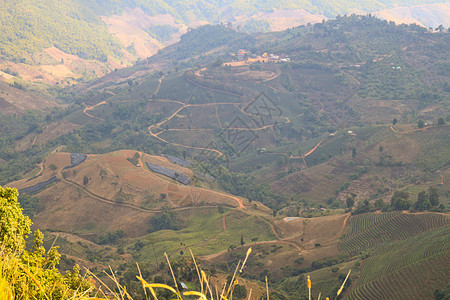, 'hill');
1,1,448,86
374,2,450,28
1,14,449,299
8,150,249,236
